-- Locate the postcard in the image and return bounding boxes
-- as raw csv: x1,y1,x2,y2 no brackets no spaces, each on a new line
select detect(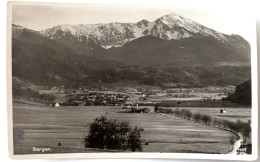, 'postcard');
7,1,258,160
